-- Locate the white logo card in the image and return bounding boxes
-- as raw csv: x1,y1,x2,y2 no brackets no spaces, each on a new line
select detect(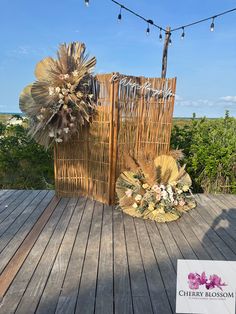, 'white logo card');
176,259,236,314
